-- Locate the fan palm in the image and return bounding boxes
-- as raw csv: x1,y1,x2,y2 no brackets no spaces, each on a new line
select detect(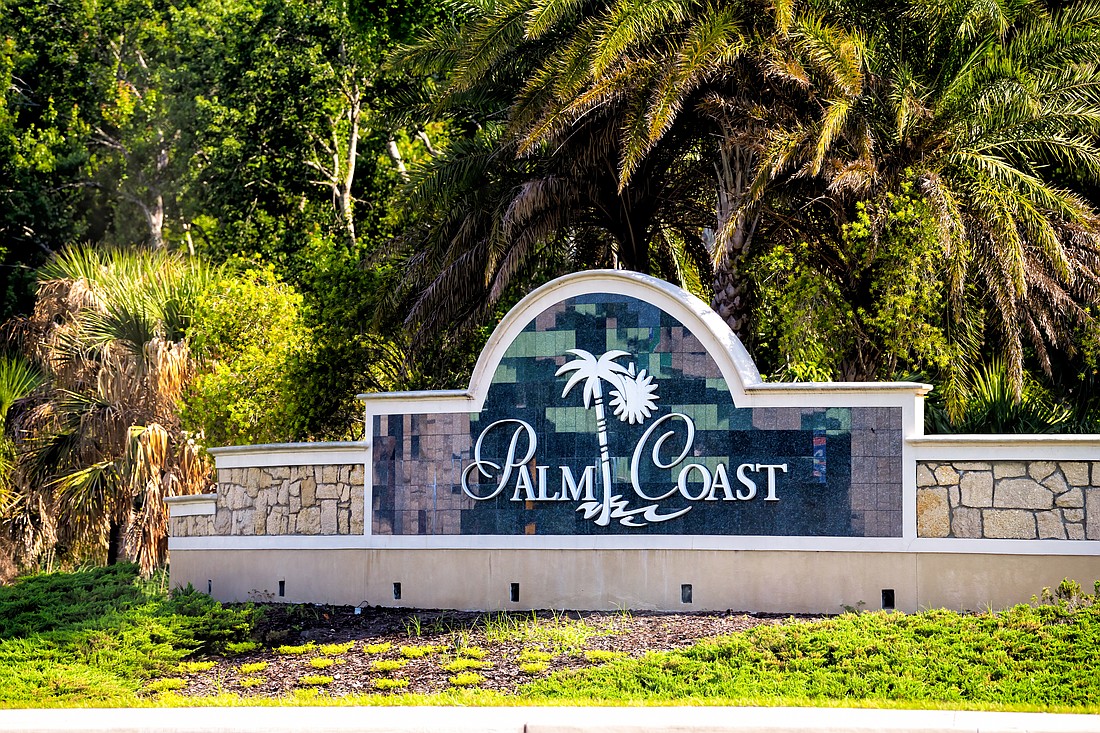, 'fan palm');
7,247,212,573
